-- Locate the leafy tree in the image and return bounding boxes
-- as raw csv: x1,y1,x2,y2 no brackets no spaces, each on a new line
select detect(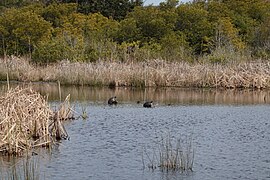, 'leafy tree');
207,1,233,22
32,36,68,63
0,8,52,56
0,0,44,8
49,0,143,20
175,4,213,54
33,11,119,63
0,0,24,7
120,6,177,45
160,31,191,61
42,3,78,28
214,17,245,50
0,23,8,56
1,0,270,62
251,16,270,59
115,17,141,43
159,0,179,10
84,13,119,39
216,0,268,41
